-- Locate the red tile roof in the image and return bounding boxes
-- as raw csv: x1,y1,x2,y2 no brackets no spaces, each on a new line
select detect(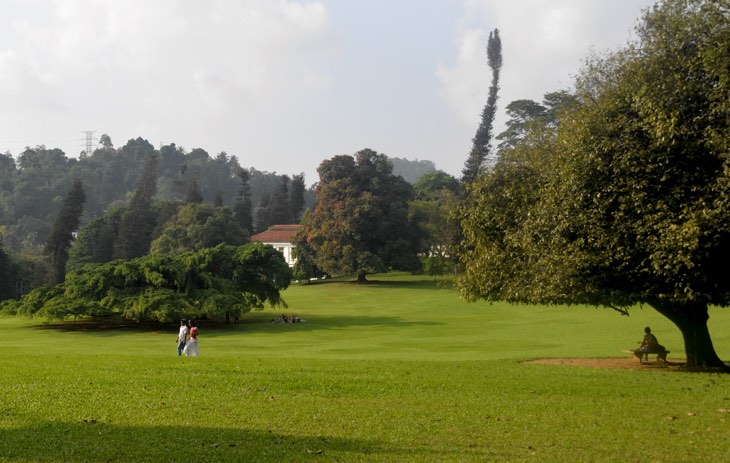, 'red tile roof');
251,224,301,243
